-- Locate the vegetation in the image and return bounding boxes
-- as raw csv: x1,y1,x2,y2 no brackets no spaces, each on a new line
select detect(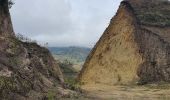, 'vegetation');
49,47,91,63
49,47,91,93
144,82,170,90
58,60,81,91
131,0,170,26
16,33,37,43
8,0,14,8
49,47,91,72
0,77,16,92
65,77,81,92
47,90,56,100
59,60,77,74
